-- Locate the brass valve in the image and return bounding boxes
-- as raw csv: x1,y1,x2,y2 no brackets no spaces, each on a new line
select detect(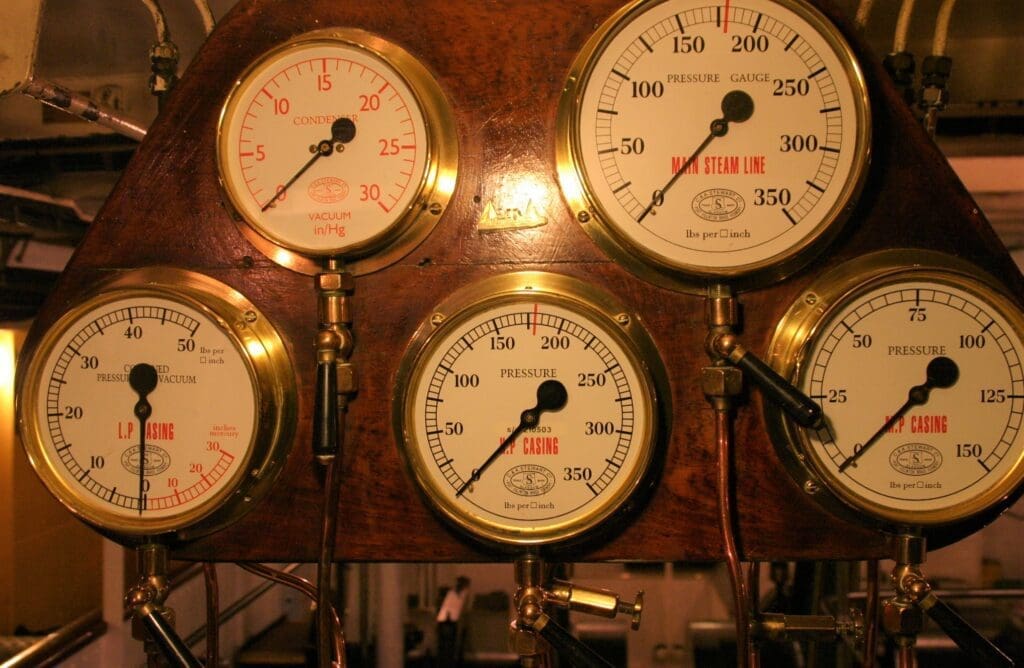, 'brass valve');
544,579,644,630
